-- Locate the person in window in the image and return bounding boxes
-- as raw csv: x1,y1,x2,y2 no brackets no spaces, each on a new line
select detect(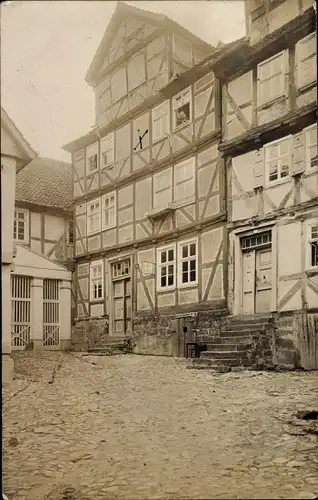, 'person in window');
176,109,188,127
